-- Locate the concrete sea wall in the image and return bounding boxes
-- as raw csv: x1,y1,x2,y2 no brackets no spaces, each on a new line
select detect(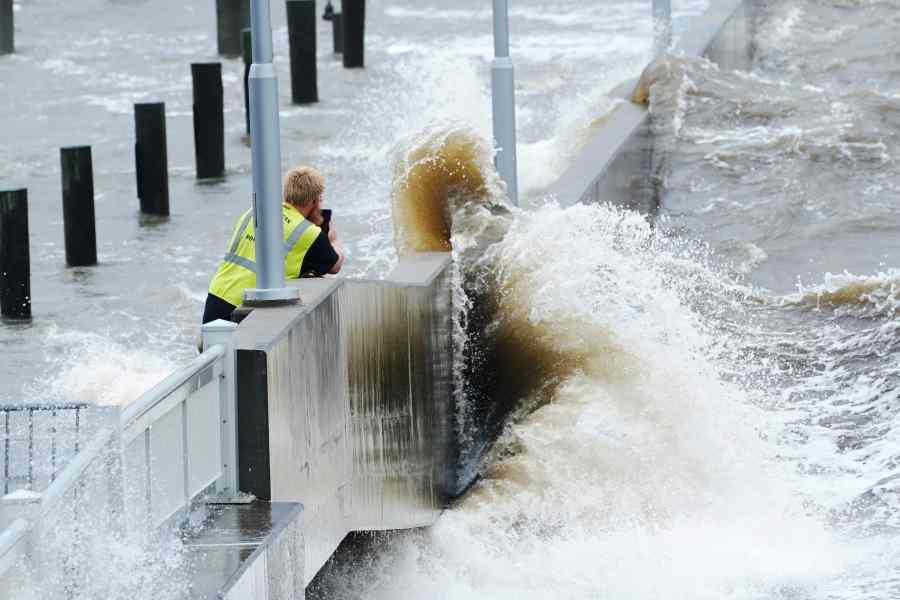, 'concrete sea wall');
233,253,454,584
548,0,759,211
225,2,764,589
